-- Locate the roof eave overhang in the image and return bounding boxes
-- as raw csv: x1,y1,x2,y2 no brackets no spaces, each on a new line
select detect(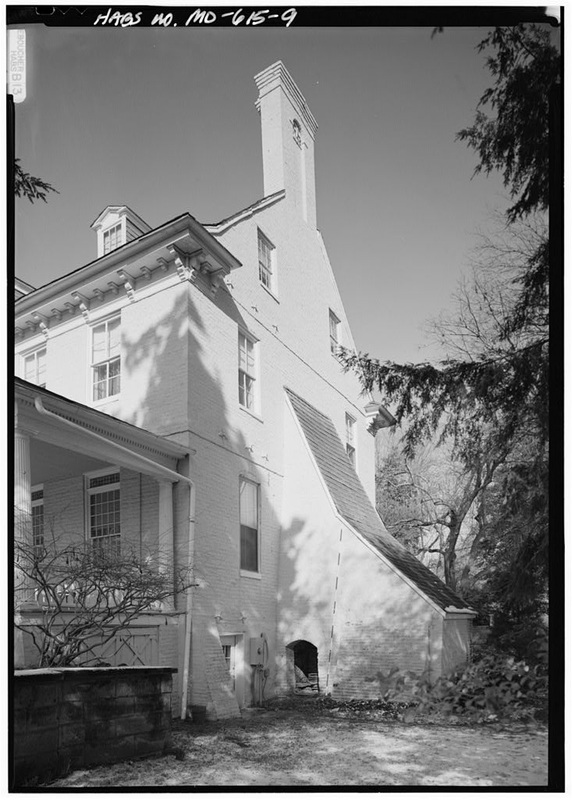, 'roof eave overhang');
15,214,242,323
15,380,191,482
